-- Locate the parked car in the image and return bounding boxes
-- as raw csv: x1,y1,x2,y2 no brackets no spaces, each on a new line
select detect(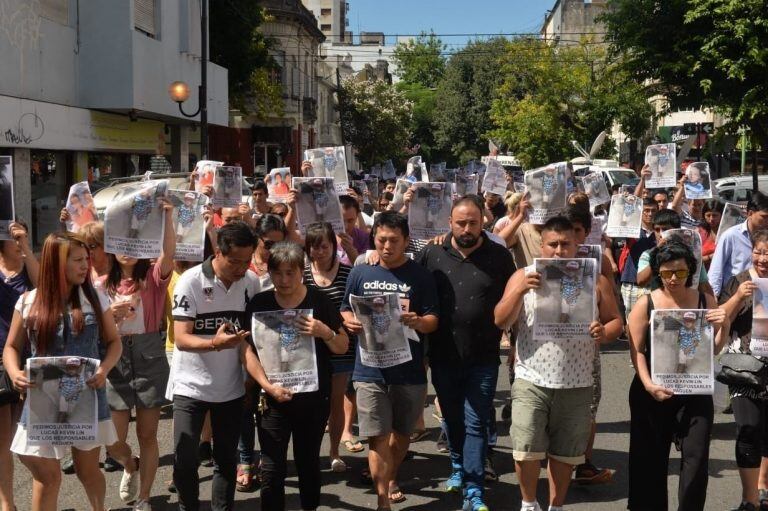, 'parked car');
572,160,640,190
713,175,768,205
